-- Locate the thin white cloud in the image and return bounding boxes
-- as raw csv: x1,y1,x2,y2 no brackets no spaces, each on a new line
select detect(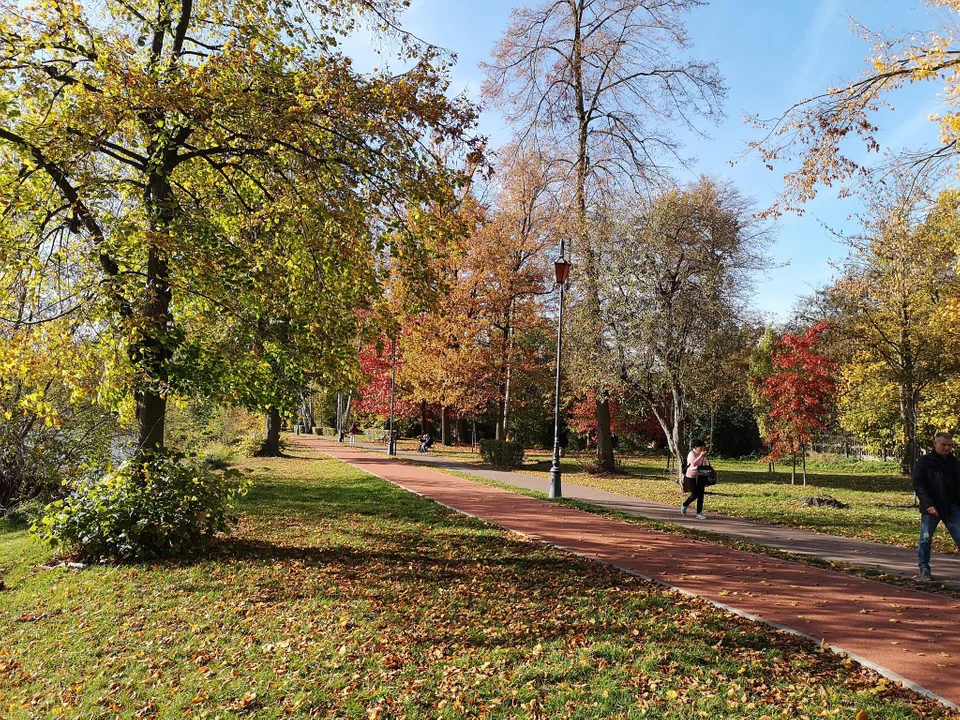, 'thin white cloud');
791,0,843,97
882,98,944,152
